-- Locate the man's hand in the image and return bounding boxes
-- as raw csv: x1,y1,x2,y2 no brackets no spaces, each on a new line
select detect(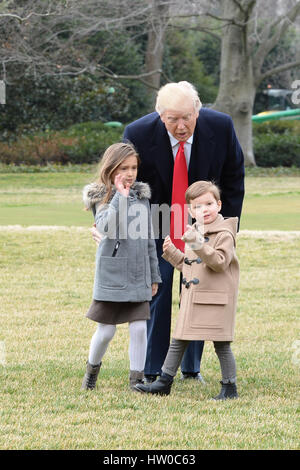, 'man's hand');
91,223,102,246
